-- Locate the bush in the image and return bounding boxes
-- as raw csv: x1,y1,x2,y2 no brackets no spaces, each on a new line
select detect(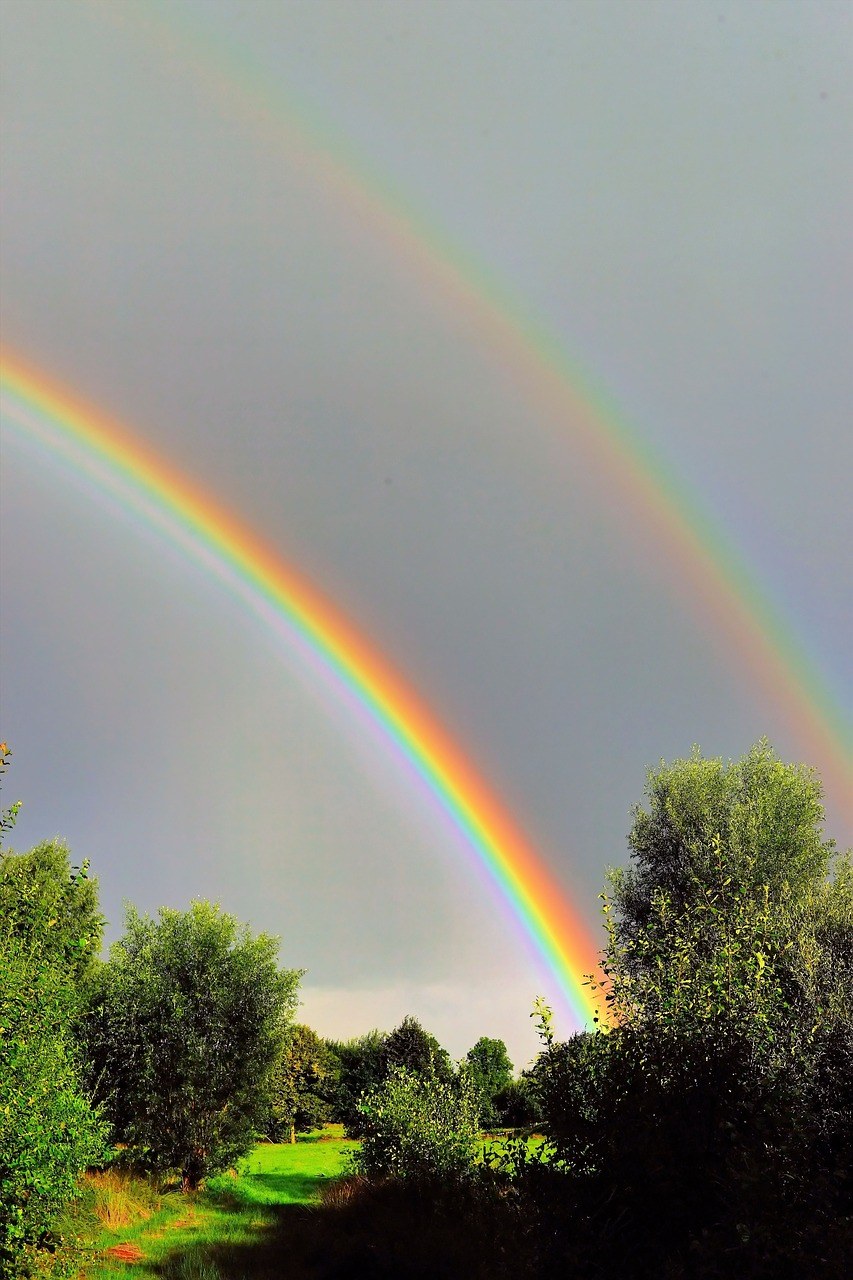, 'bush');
354,1066,480,1186
0,752,106,1278
0,927,106,1276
